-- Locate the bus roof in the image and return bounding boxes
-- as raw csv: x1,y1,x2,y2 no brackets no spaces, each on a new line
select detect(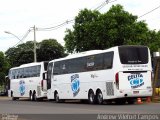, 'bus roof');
10,62,45,70
20,62,44,67
50,47,116,63
49,45,149,63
